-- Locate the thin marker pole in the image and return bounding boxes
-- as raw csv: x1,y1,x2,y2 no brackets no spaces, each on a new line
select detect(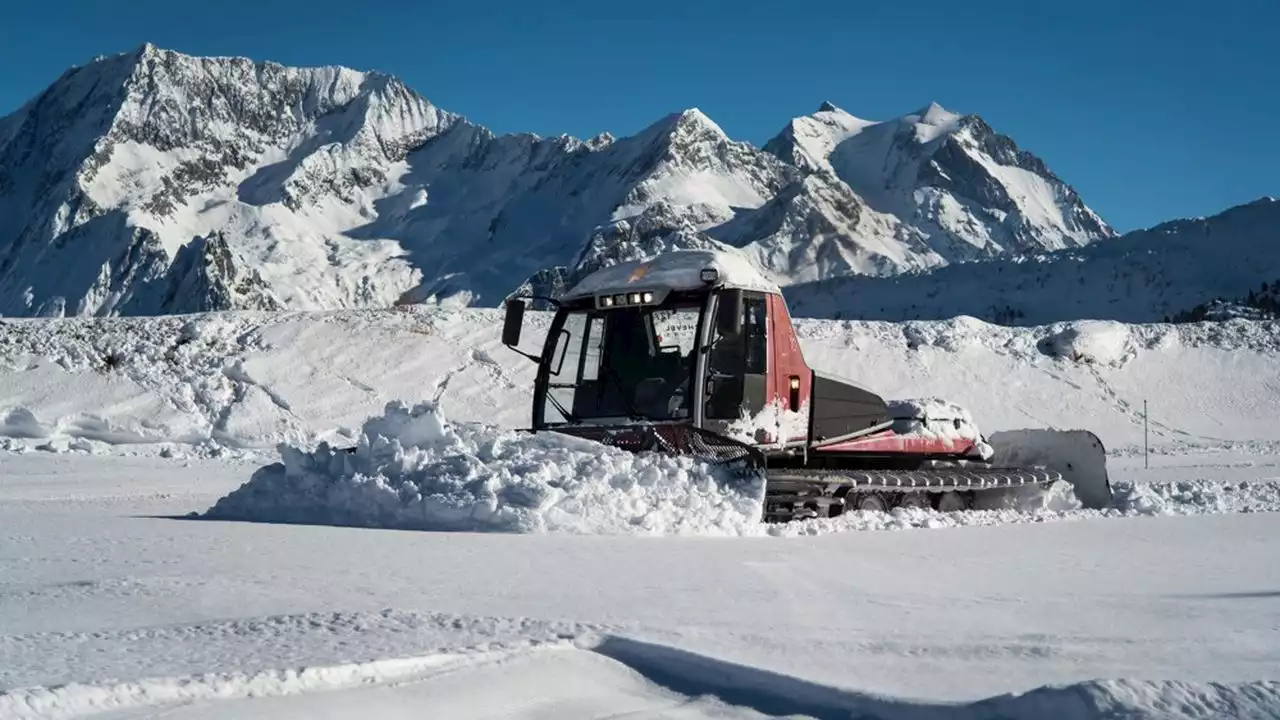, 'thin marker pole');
1144,399,1149,469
